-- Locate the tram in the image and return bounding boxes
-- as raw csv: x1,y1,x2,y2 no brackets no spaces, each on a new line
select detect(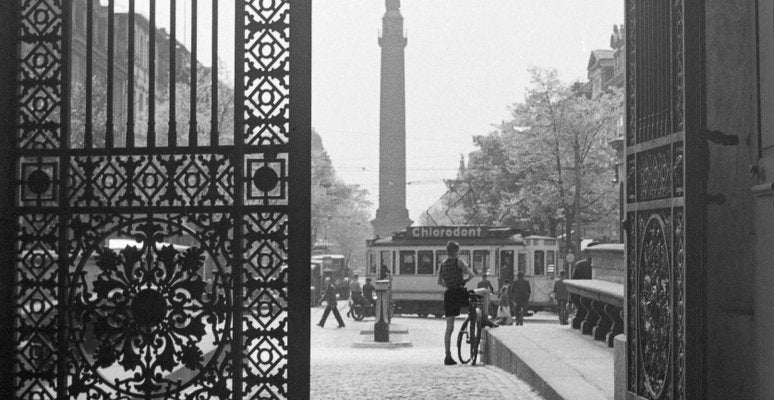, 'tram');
365,226,560,317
